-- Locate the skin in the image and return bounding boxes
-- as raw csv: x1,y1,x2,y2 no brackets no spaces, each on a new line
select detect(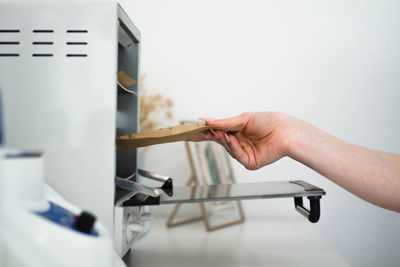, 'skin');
199,112,400,212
